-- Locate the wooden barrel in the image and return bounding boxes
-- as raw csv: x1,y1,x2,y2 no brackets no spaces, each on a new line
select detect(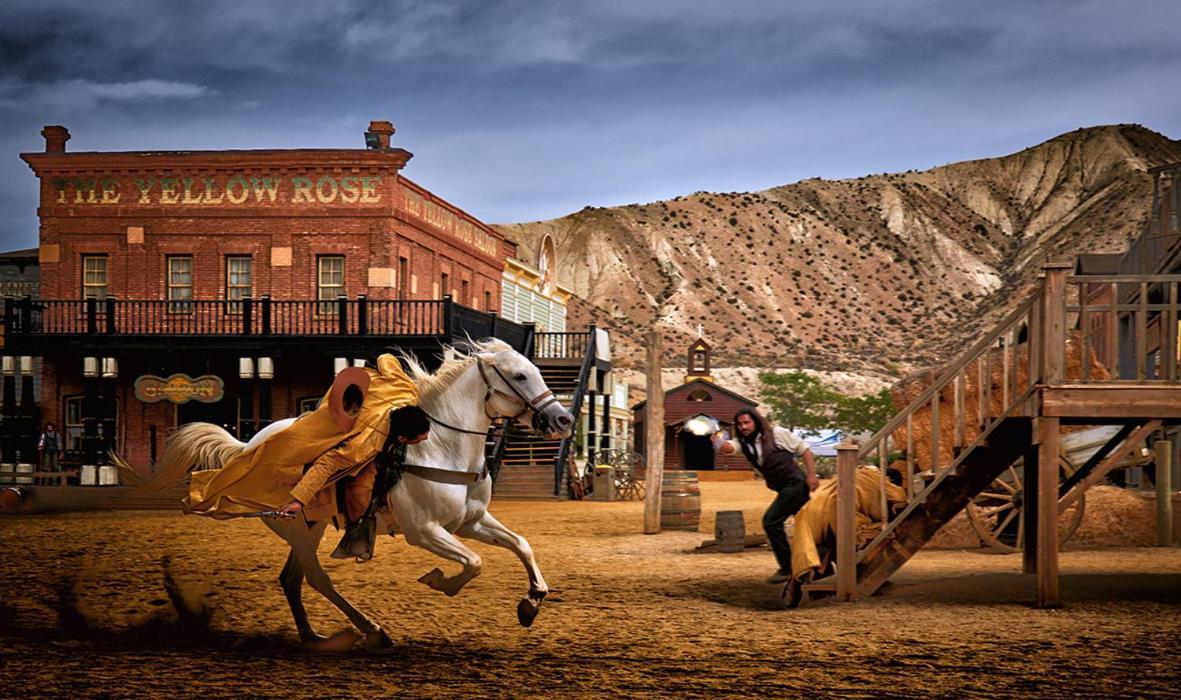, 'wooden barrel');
714,510,746,552
0,486,28,513
661,470,701,531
